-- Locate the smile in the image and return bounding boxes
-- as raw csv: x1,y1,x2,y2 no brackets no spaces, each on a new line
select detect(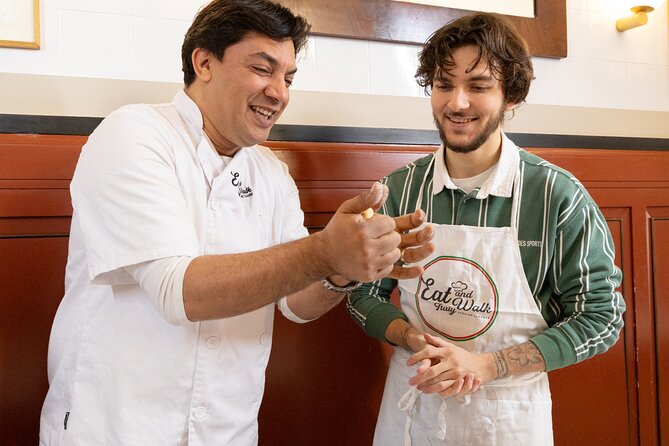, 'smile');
251,106,276,120
447,116,477,124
